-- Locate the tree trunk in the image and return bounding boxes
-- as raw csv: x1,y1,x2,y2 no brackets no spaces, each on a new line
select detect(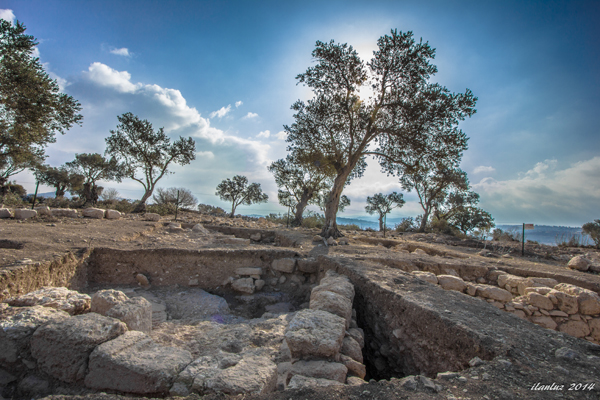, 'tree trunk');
55,186,65,198
82,182,94,207
378,214,384,231
321,169,352,238
230,202,237,218
292,190,312,227
133,190,153,213
419,207,430,232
